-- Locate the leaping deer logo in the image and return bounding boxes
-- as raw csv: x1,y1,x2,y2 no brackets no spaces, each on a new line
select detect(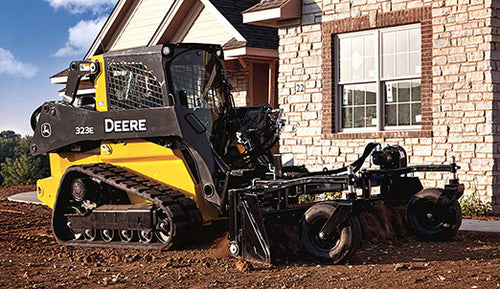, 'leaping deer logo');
41,123,52,138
